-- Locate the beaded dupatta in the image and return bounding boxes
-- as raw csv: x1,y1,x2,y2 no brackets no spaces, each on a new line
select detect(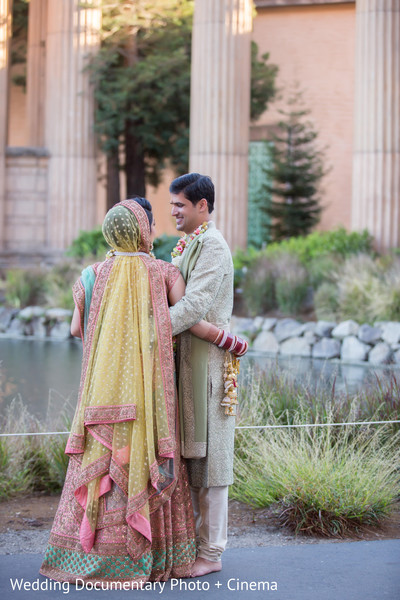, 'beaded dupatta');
68,200,177,561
